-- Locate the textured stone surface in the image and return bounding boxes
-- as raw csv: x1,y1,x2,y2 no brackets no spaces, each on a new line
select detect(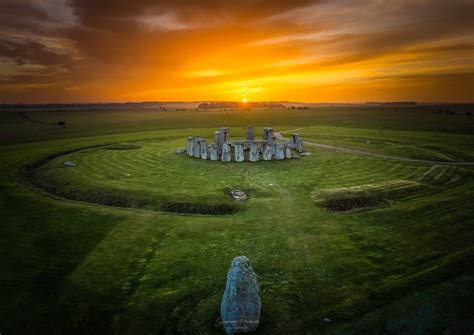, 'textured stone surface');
221,256,261,334
262,144,273,161
246,126,255,141
263,127,274,141
291,133,304,152
249,142,260,162
230,189,247,200
285,144,292,159
63,160,76,167
222,142,232,162
187,136,195,156
275,144,285,160
215,131,223,156
194,138,202,158
200,140,208,159
234,143,244,162
176,148,186,154
210,143,218,161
